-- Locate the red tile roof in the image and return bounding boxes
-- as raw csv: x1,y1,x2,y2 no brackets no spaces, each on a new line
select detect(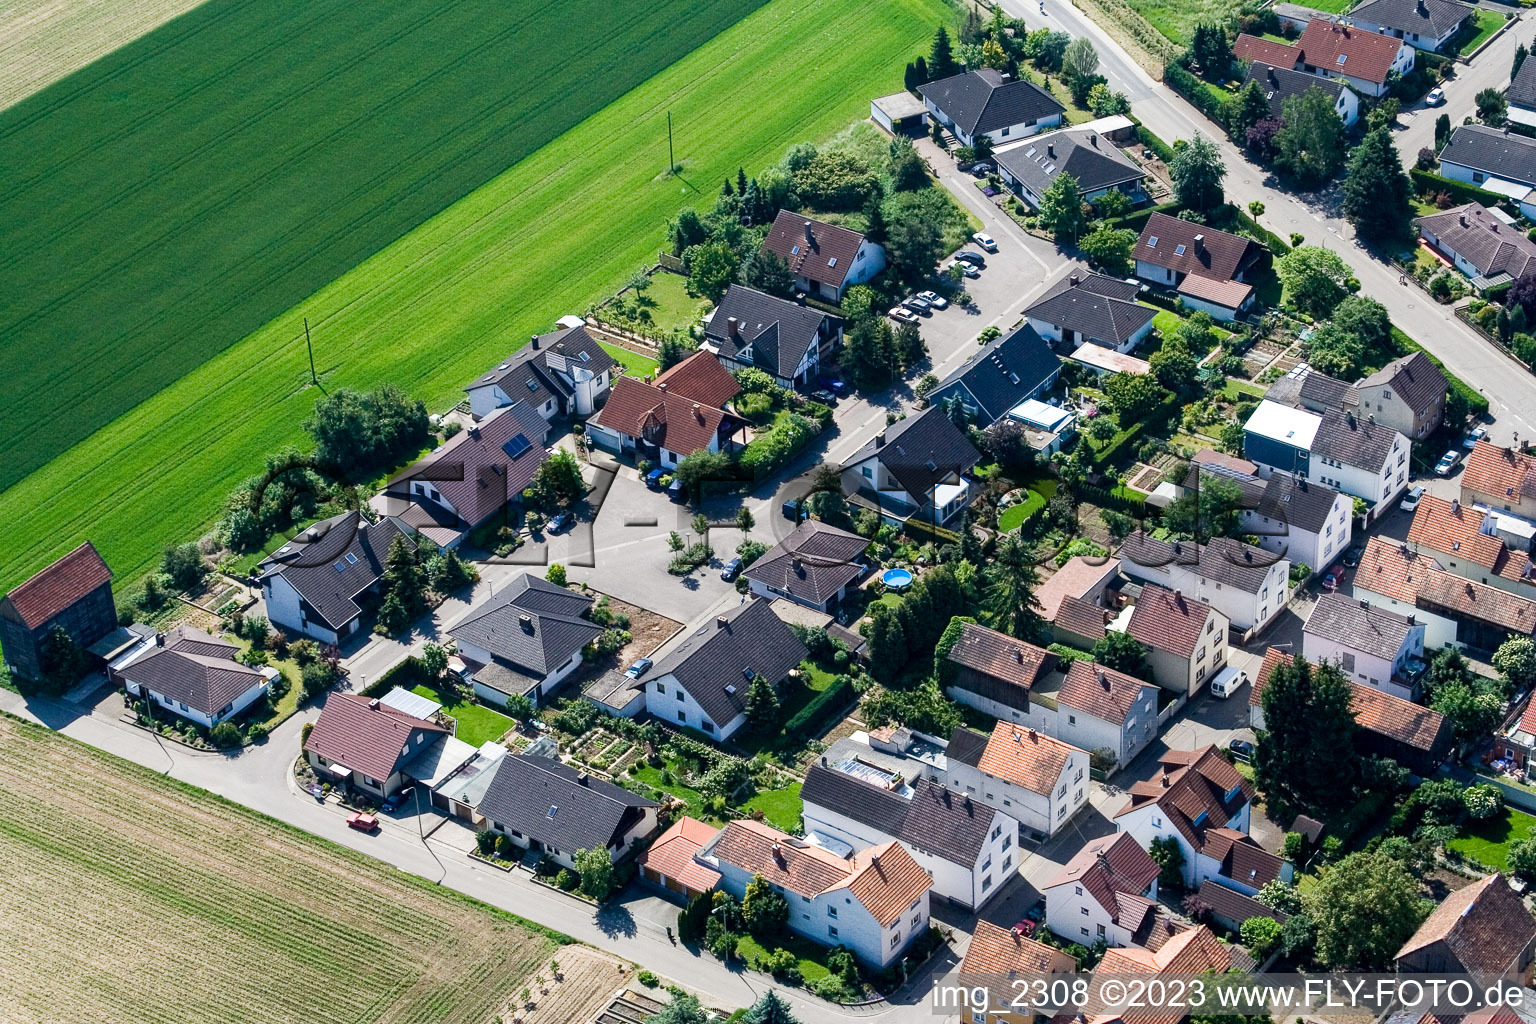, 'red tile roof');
1059,661,1156,725
590,376,729,456
1133,214,1262,288
1356,535,1431,603
976,721,1082,795
1463,440,1536,506
1127,584,1221,659
1234,33,1302,66
1418,570,1536,634
1114,747,1252,855
961,920,1079,977
638,816,722,893
1055,596,1109,643
303,692,448,783
652,351,743,409
1044,832,1159,922
2,543,112,630
1396,873,1536,976
761,211,867,290
1092,927,1233,1024
1297,19,1405,84
946,621,1056,691
1036,556,1122,620
1408,494,1535,586
1251,647,1452,754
